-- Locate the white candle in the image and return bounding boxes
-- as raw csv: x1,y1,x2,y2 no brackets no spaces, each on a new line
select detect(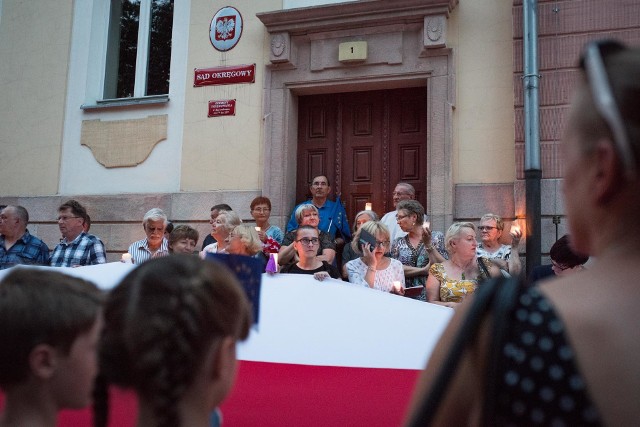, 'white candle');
365,202,372,211
510,224,520,234
121,253,132,264
392,281,402,293
423,221,430,230
255,226,261,232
